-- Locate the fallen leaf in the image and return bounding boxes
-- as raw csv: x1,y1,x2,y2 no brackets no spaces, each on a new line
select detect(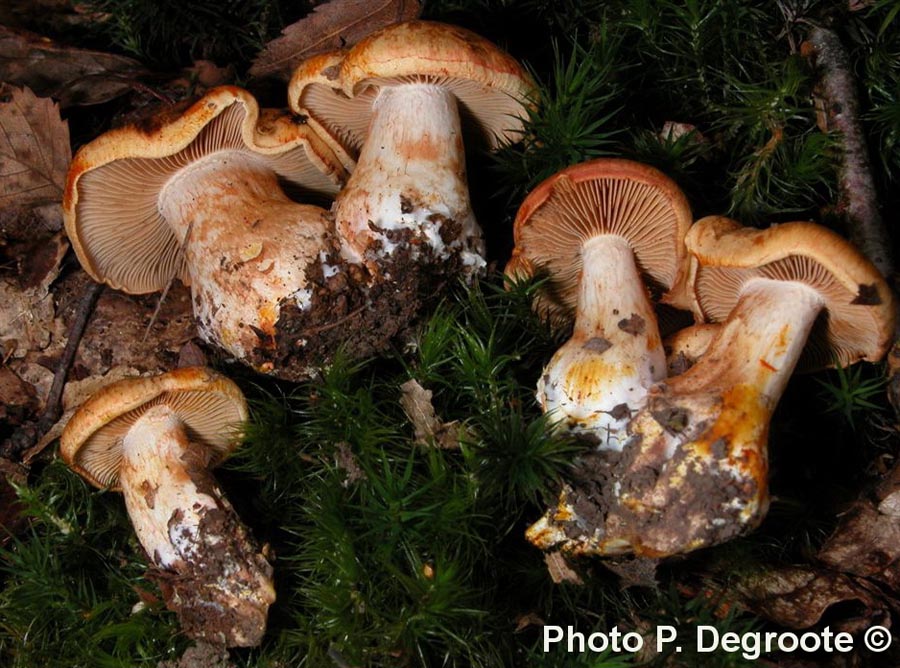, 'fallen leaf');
14,361,54,407
249,0,422,80
0,85,70,211
399,378,461,449
734,566,889,633
659,120,707,146
0,26,145,108
818,501,900,592
0,232,68,358
177,341,208,369
0,202,63,240
0,366,38,428
513,612,545,632
603,556,659,589
70,279,195,376
0,0,106,34
334,441,366,487
544,551,584,585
